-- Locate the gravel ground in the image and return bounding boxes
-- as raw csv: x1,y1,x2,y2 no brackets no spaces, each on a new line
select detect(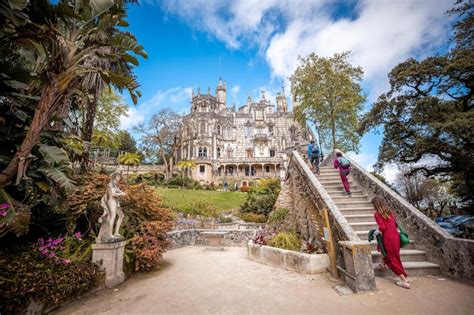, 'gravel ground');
55,247,474,315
